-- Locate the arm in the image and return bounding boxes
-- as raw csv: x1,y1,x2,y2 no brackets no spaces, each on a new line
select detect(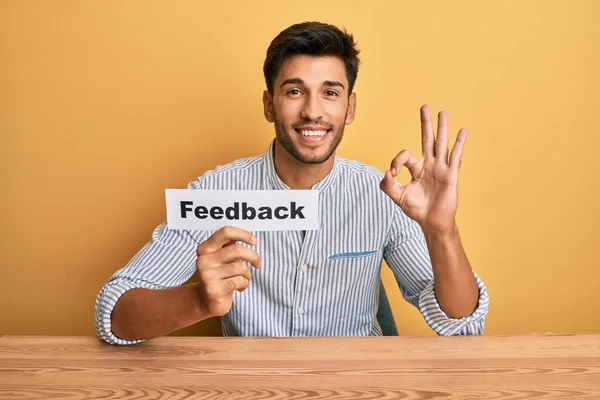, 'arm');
424,223,478,318
383,208,488,335
380,105,489,335
95,222,205,345
110,283,211,341
95,222,260,345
